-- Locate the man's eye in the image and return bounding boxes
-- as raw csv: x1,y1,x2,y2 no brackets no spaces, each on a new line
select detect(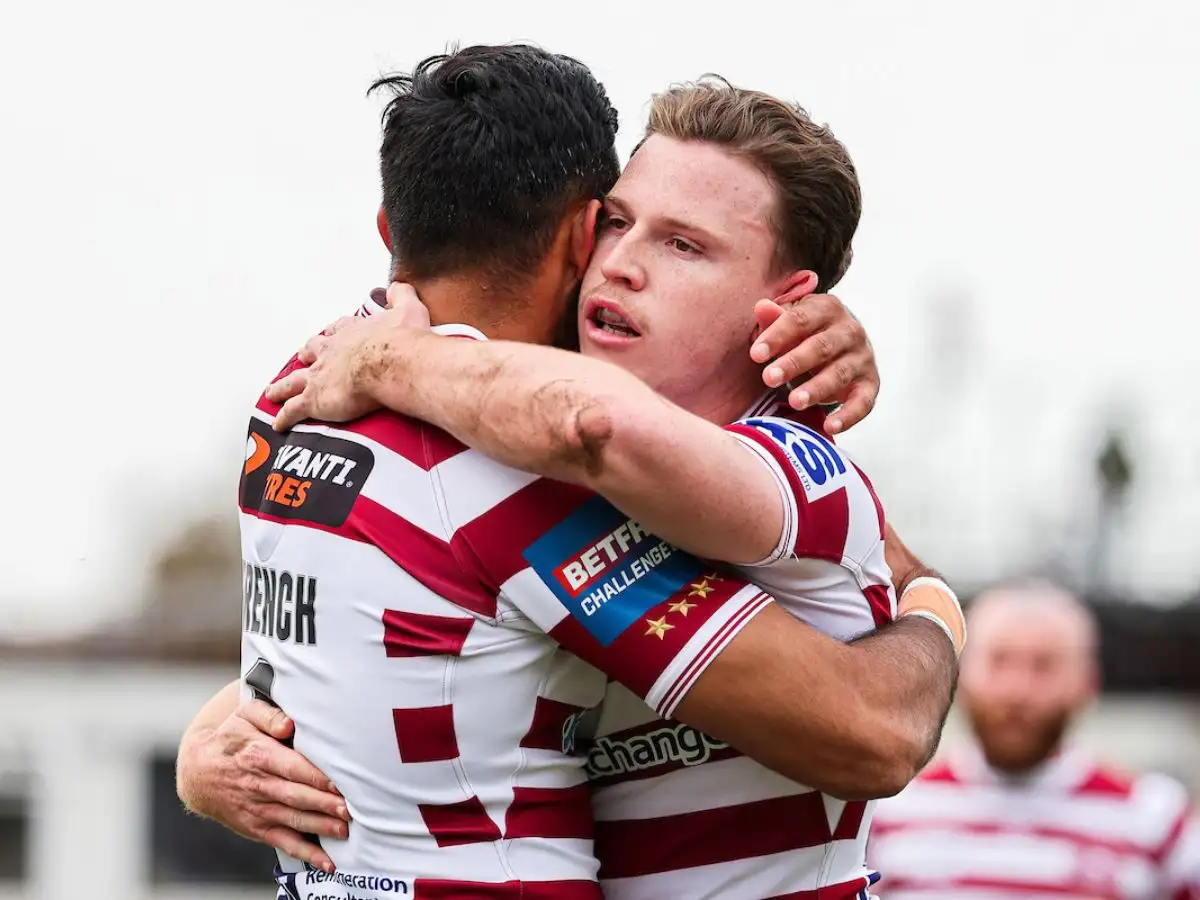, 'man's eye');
670,238,699,254
600,214,629,231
